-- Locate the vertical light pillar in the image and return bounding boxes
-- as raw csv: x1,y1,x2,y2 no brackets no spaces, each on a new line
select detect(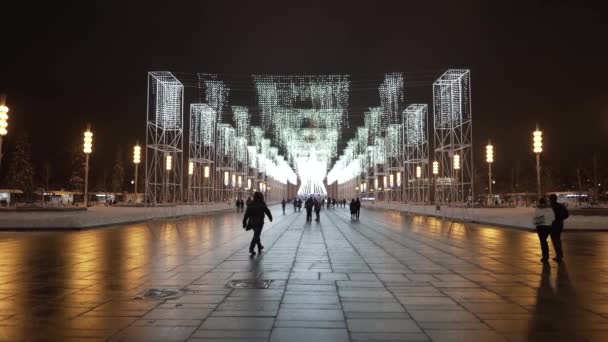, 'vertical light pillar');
432,161,439,204
133,144,141,201
188,161,194,203
533,127,543,200
0,98,8,172
83,128,93,207
486,141,494,201
165,155,172,203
